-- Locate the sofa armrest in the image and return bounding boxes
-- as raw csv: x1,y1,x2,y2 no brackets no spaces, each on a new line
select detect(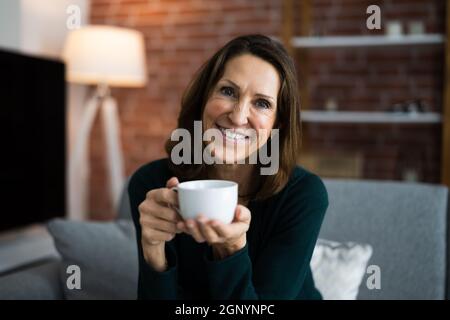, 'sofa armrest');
0,259,64,300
